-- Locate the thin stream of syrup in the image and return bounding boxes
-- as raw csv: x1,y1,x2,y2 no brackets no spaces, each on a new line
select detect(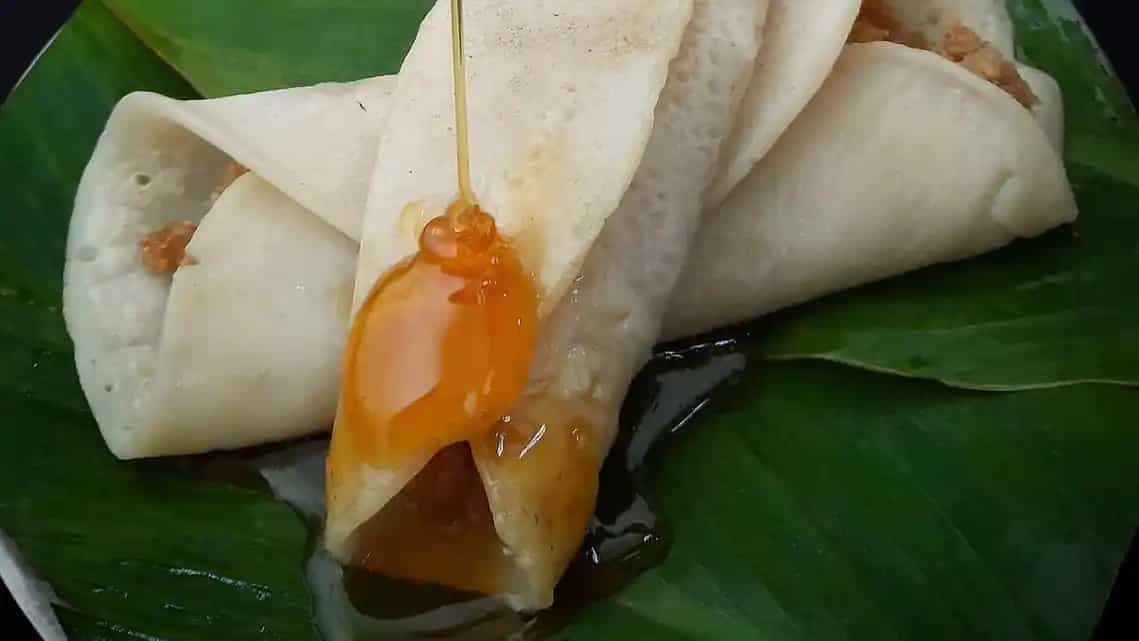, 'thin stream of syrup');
451,0,475,205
